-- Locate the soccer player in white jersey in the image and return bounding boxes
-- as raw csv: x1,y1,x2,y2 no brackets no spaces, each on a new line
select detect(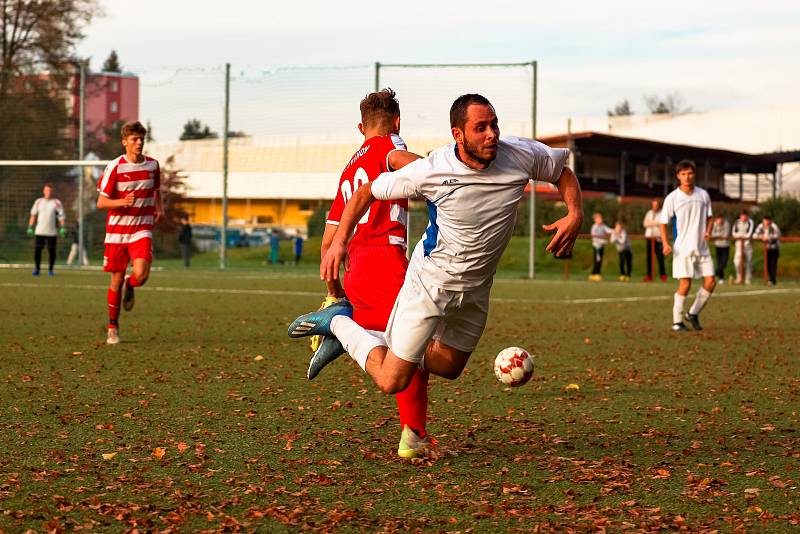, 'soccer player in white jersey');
97,121,162,344
288,94,583,400
28,184,66,276
659,160,715,332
